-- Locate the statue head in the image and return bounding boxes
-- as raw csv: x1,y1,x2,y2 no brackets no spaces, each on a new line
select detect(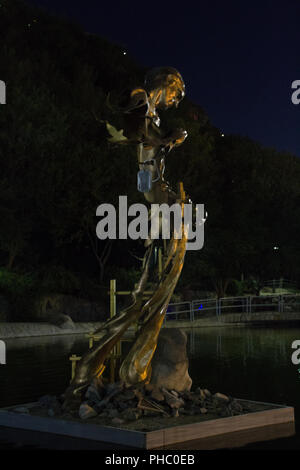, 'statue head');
144,67,185,110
